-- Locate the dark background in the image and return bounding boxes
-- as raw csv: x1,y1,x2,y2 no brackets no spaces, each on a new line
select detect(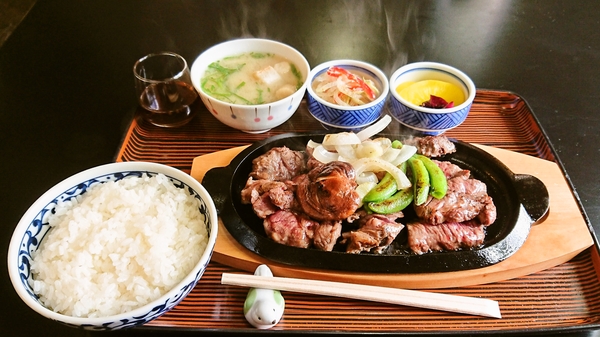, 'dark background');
1,1,599,336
